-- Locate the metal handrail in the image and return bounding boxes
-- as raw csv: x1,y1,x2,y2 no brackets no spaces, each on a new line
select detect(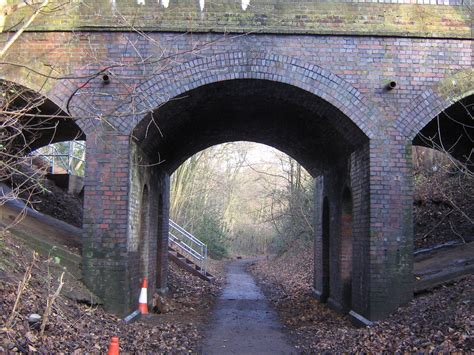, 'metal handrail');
169,219,206,247
30,141,85,176
169,220,208,274
169,232,203,261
